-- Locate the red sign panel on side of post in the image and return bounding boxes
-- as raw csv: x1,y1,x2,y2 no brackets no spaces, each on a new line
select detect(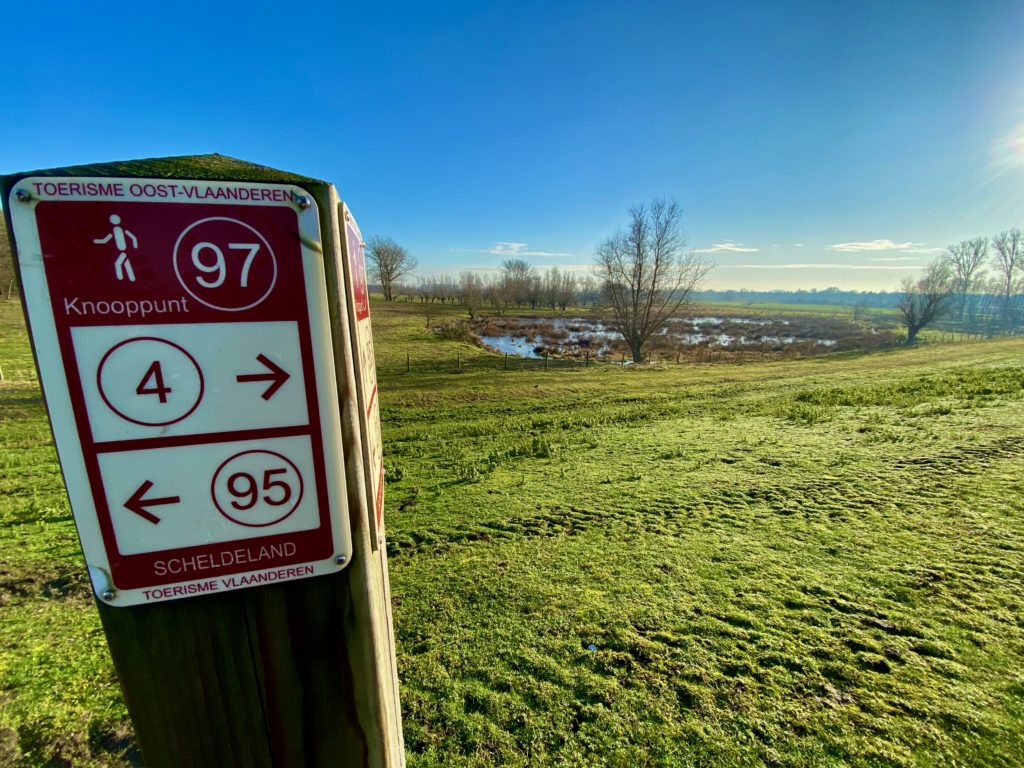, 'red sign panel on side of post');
8,178,352,606
341,206,385,540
